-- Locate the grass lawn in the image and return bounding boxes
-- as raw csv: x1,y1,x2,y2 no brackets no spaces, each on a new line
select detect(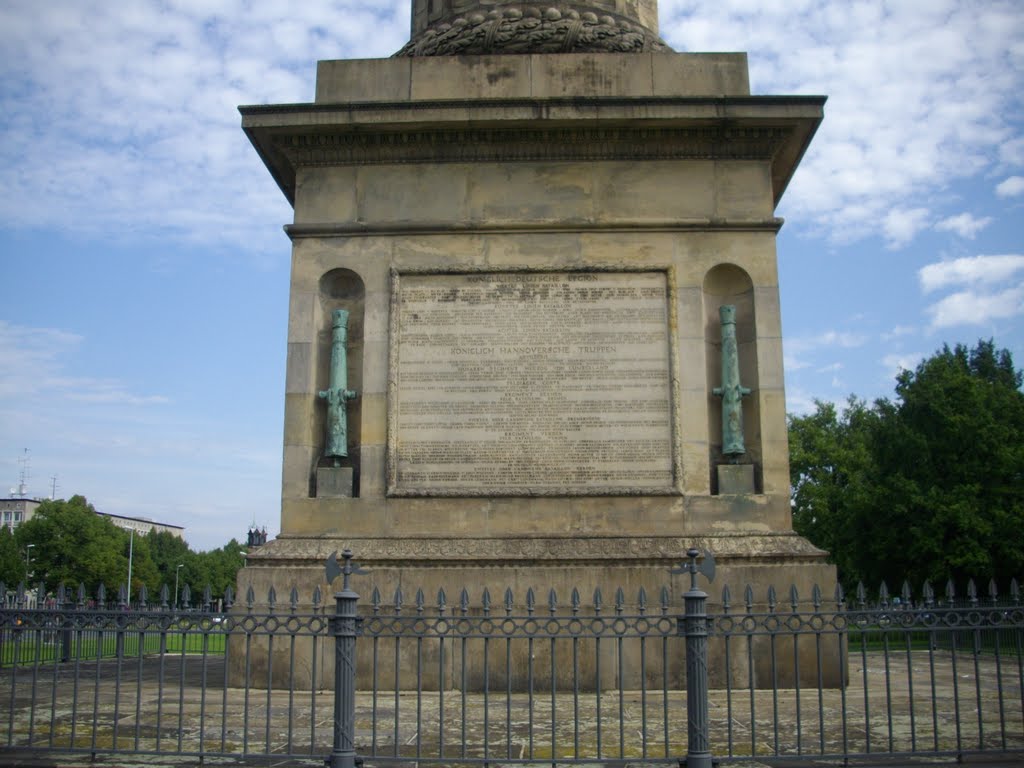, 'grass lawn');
0,625,226,667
